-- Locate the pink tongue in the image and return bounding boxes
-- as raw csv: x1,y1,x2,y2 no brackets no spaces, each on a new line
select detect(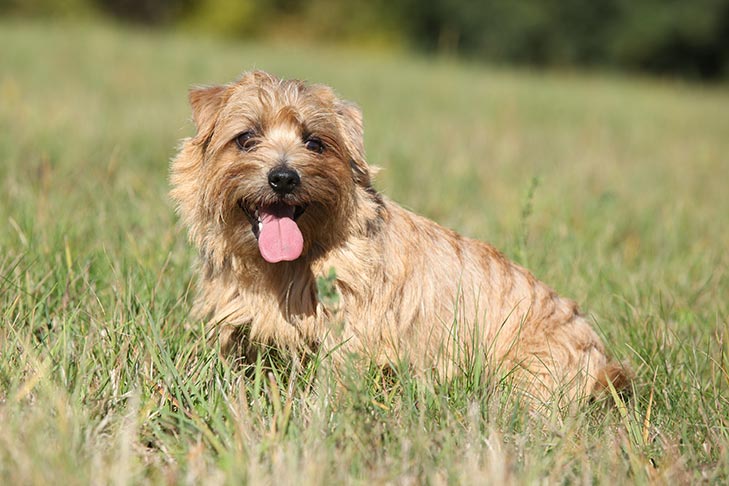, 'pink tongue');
257,204,304,263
